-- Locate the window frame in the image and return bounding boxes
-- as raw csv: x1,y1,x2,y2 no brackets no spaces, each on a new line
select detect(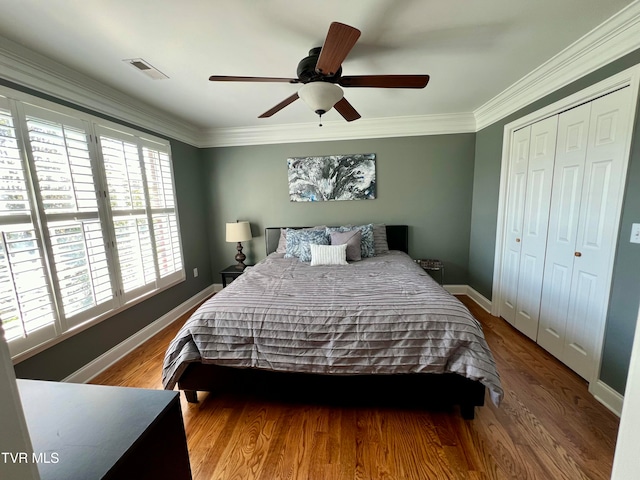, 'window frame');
0,86,185,362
